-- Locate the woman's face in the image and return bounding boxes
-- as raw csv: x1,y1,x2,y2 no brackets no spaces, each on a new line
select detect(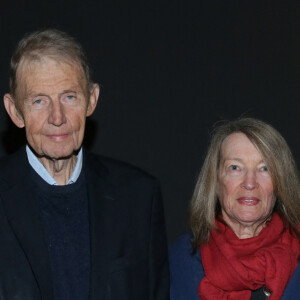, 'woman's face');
217,132,276,236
